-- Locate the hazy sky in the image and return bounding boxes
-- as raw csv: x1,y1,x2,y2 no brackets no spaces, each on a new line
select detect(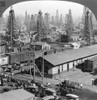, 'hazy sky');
3,1,84,18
